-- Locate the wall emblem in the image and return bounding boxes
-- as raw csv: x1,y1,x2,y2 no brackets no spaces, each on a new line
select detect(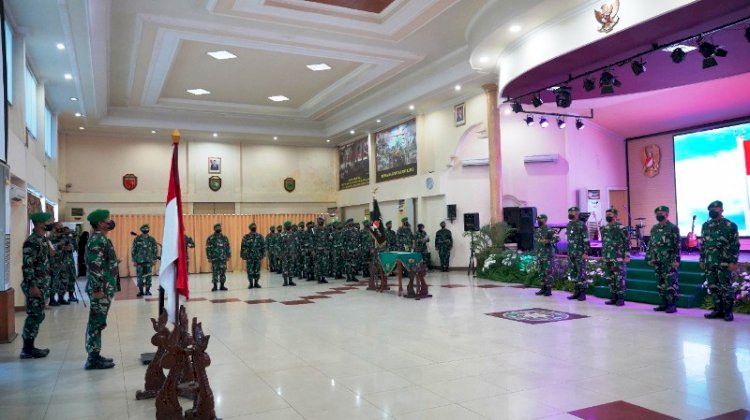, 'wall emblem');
641,144,660,178
122,174,138,191
595,0,620,33
284,177,296,193
209,176,222,192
